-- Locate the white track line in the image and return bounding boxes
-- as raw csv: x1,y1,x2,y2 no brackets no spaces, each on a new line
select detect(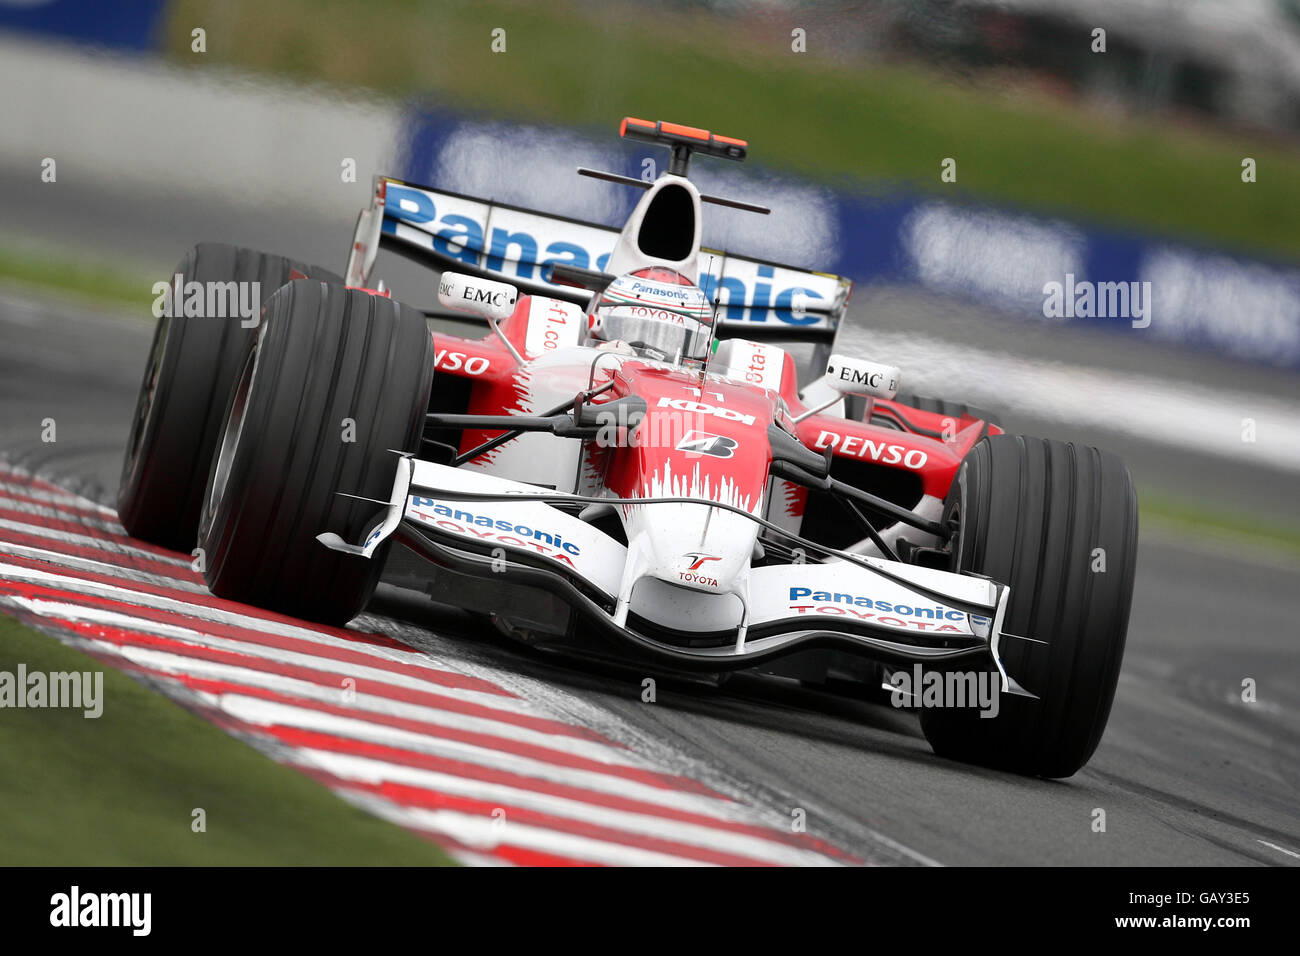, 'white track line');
0,496,129,533
6,593,546,715
209,693,721,806
0,474,112,513
90,644,610,752
130,656,620,758
347,799,718,866
1257,839,1300,861
0,558,497,672
96,634,736,820
74,636,740,814
0,517,194,566
208,691,656,779
279,747,842,866
0,545,208,592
